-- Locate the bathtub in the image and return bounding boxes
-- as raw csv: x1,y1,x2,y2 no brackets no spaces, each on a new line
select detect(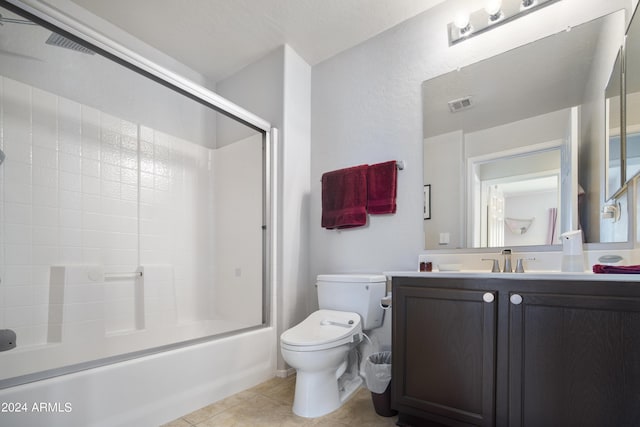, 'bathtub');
0,325,276,426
